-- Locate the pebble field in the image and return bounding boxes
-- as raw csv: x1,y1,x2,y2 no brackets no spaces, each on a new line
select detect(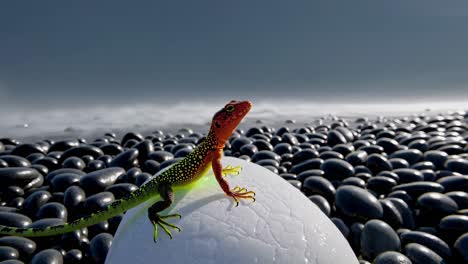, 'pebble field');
0,109,467,264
